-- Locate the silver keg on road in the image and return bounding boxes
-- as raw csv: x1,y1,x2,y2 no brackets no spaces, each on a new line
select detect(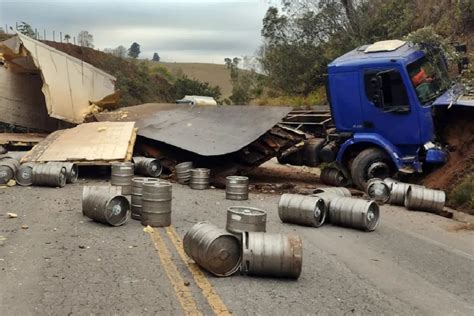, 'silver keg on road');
183,222,241,277
225,176,249,200
242,232,303,279
0,157,20,184
226,206,267,234
15,163,36,186
328,197,380,231
47,162,79,183
82,186,130,226
133,156,162,177
366,178,391,204
278,194,326,227
32,163,67,187
111,162,134,195
189,168,210,190
131,177,163,220
384,178,410,205
141,181,172,227
320,168,349,187
404,185,446,213
312,187,352,207
175,161,193,184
